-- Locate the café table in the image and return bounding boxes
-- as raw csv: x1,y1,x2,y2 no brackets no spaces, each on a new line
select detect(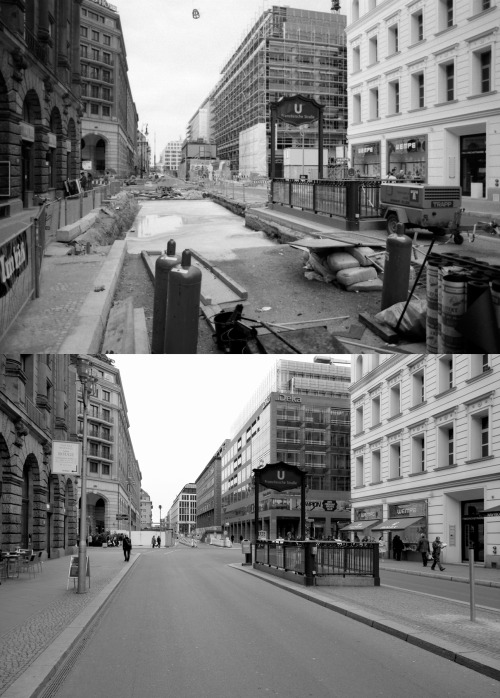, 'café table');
4,553,20,579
